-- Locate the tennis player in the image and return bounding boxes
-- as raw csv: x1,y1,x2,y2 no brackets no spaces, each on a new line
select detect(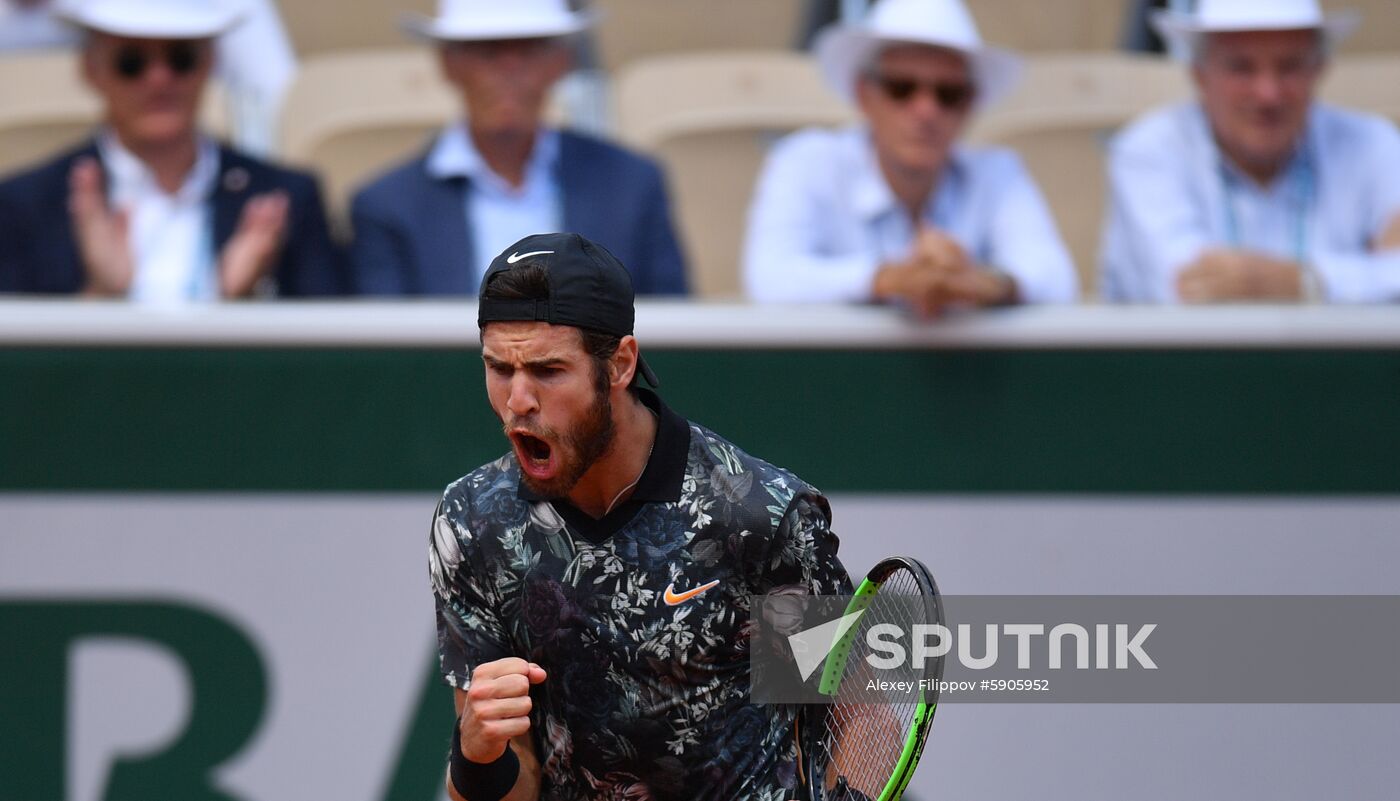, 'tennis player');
429,232,851,801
